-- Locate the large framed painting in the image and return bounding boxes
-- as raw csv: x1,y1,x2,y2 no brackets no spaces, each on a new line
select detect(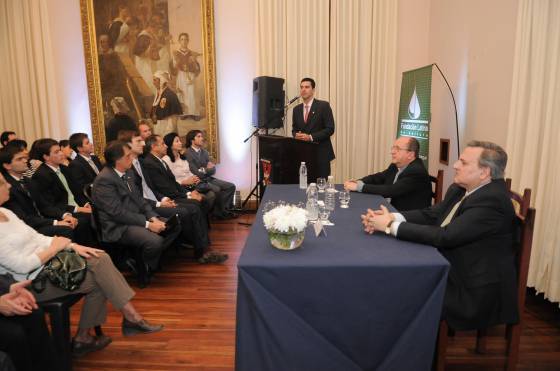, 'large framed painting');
80,0,219,160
